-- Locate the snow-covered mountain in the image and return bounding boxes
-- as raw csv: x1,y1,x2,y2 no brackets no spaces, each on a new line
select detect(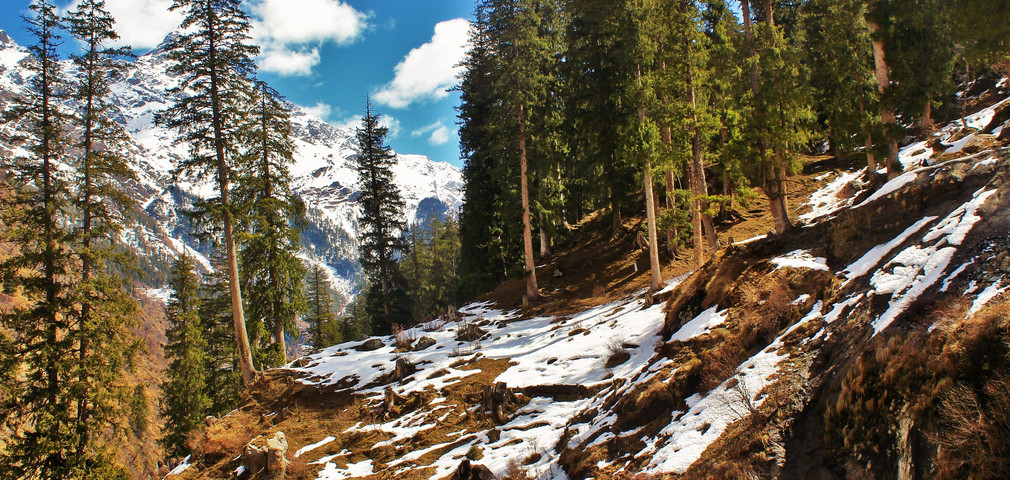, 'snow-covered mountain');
0,30,463,301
